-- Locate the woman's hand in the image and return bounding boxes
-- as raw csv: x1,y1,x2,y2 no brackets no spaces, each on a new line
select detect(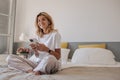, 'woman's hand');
29,43,43,57
17,47,30,53
36,43,49,51
30,43,49,52
30,43,61,59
